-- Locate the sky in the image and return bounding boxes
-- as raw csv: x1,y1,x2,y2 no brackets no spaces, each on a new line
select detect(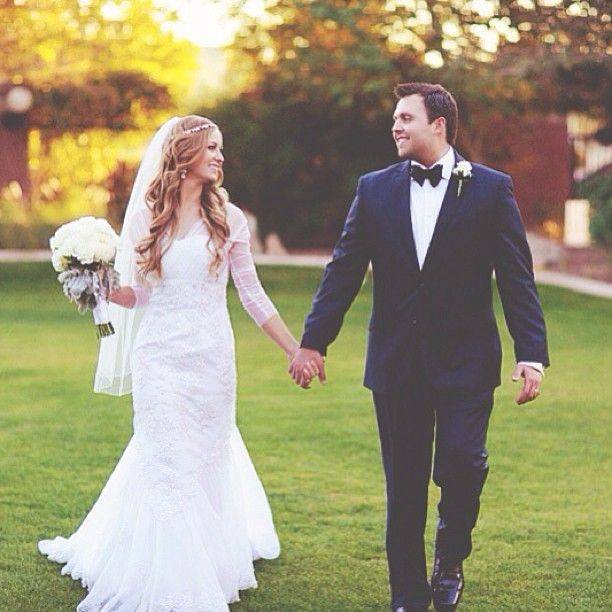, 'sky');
160,0,266,48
